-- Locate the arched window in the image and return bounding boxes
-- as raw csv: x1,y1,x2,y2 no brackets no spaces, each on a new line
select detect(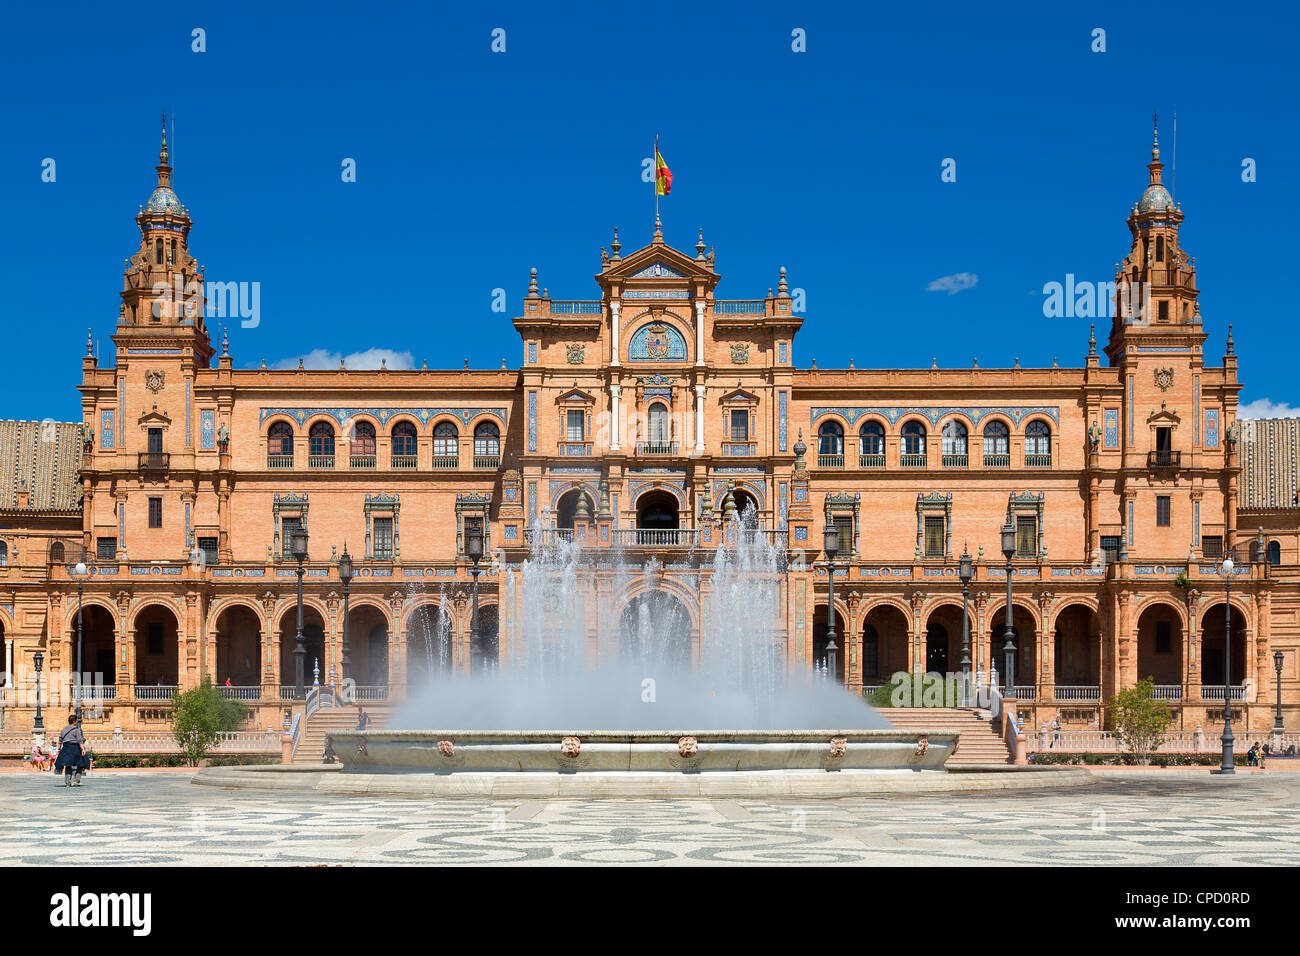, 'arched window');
155,238,163,264
1268,541,1281,566
308,422,335,458
817,422,844,456
941,420,967,456
0,541,7,566
859,421,885,456
1156,235,1165,262
901,421,927,456
983,421,1009,457
474,421,500,459
351,421,376,456
50,541,65,565
1025,420,1051,463
647,403,669,444
391,421,417,458
433,422,458,458
267,421,294,462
